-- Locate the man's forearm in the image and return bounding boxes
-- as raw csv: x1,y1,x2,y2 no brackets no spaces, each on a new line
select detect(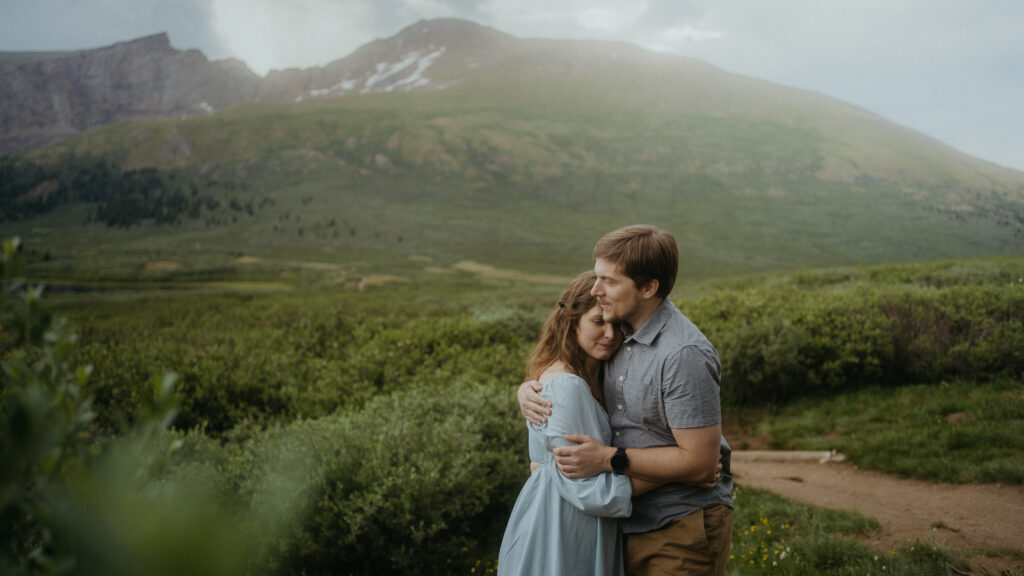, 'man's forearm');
623,445,717,485
623,424,721,485
553,425,722,483
629,475,663,496
584,444,716,485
